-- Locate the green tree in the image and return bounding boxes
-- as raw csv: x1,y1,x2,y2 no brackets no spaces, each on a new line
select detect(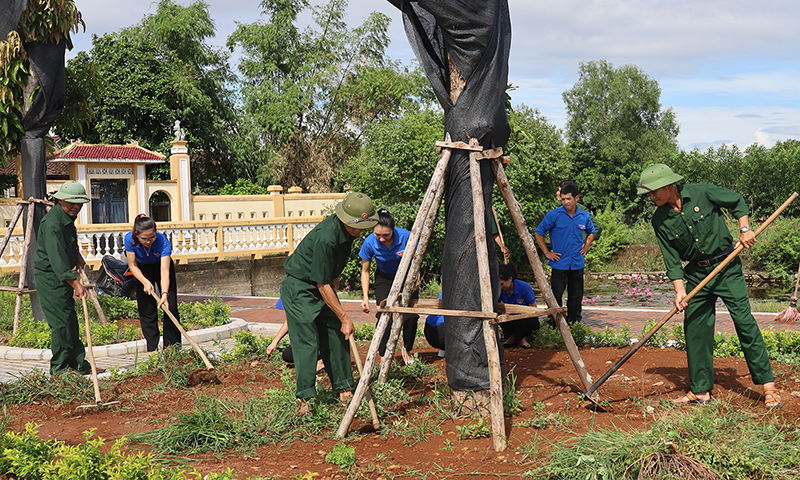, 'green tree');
494,105,572,266
337,108,444,286
54,0,239,190
563,59,680,219
228,0,431,192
